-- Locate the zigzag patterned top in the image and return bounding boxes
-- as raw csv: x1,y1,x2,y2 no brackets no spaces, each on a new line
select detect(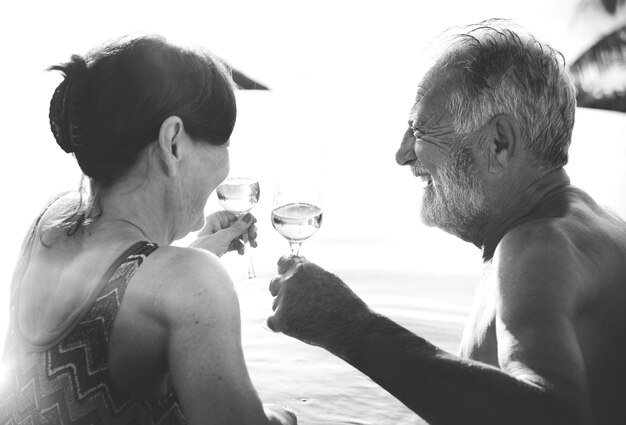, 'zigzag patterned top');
0,241,187,424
